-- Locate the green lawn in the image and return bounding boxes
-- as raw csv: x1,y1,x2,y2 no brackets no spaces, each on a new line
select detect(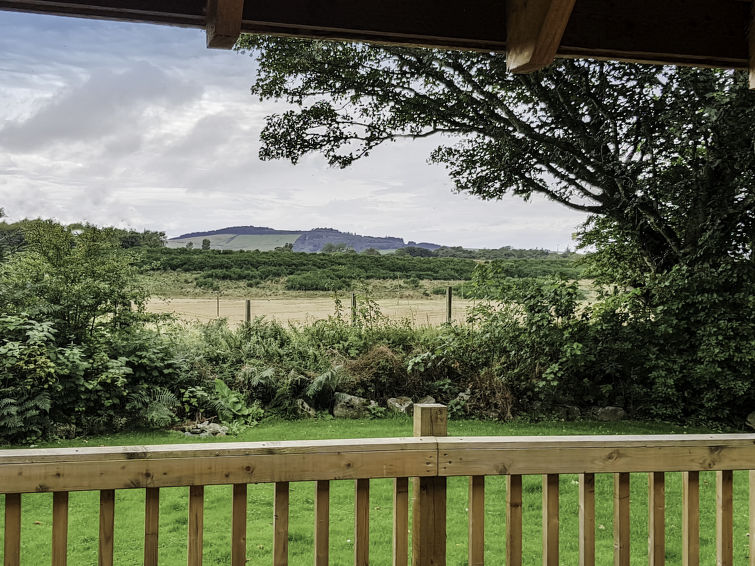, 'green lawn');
1,418,749,565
